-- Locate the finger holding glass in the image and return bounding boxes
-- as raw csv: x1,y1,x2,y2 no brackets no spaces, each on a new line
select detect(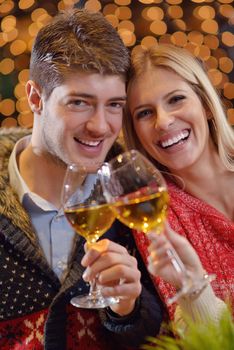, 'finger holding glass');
147,225,206,289
81,238,142,316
